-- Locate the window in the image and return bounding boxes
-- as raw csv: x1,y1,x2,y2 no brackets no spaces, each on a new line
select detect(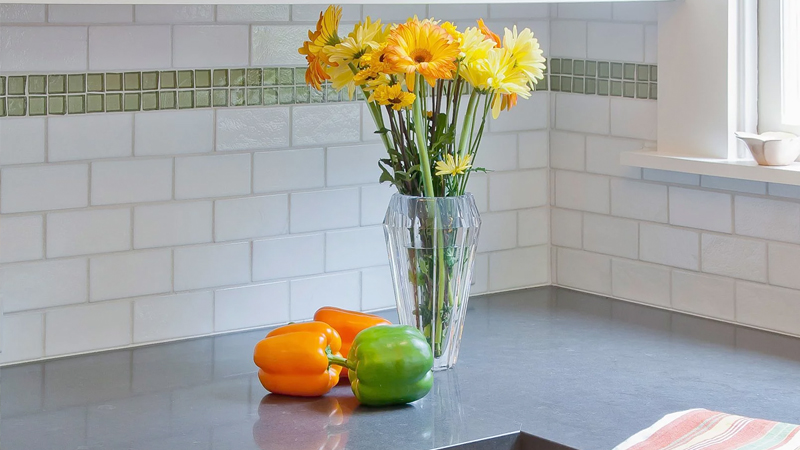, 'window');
759,0,800,134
